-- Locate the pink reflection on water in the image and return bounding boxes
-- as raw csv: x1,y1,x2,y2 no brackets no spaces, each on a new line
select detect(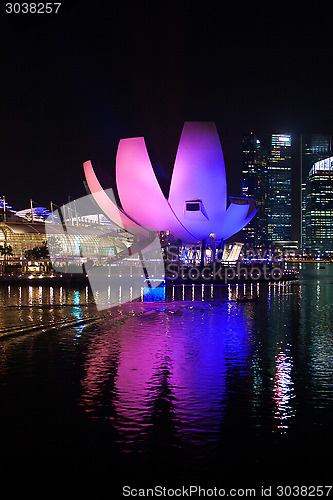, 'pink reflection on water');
80,302,252,451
